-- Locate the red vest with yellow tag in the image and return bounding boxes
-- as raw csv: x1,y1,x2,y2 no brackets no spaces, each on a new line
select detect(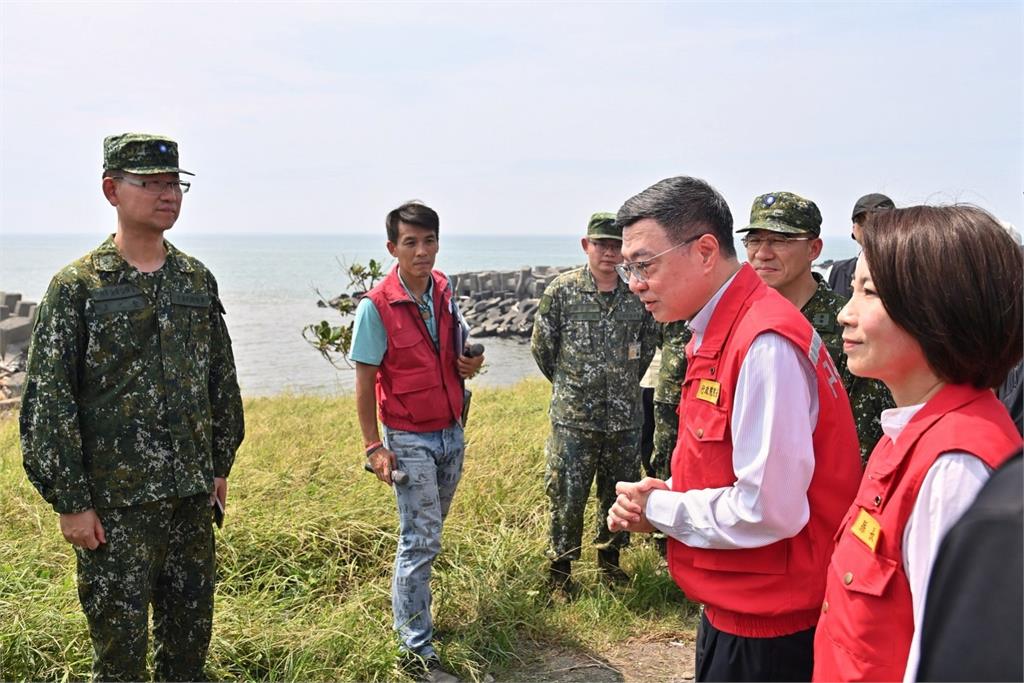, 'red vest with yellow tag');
667,264,862,637
813,384,1019,682
366,266,463,433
